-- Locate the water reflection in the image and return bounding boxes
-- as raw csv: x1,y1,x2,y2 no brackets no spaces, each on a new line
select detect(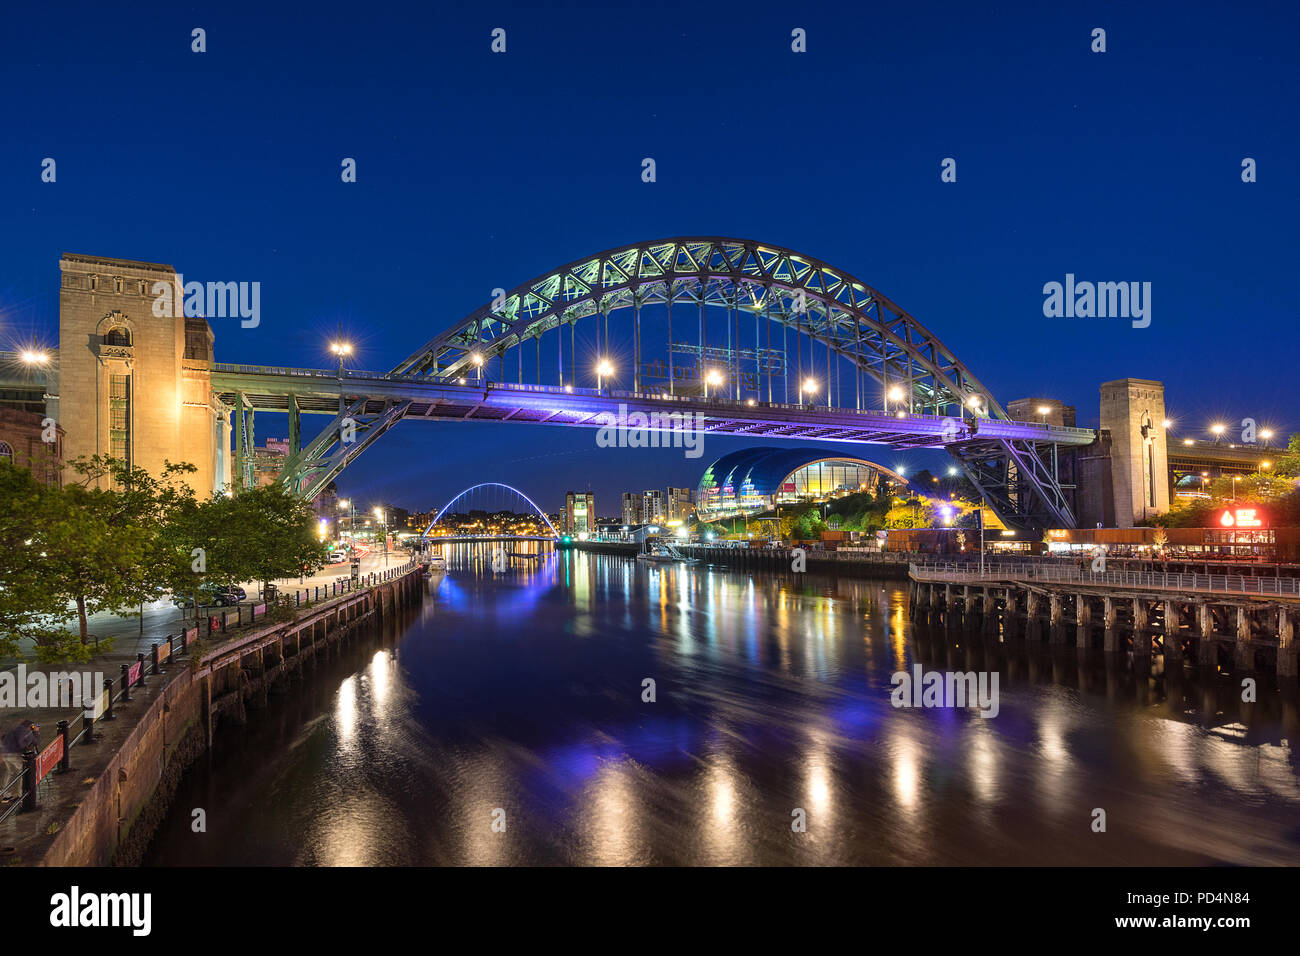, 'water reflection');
148,545,1300,866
